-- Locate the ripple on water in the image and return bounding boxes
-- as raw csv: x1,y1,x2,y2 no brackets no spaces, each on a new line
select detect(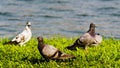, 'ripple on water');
39,14,62,19
0,12,13,16
110,13,120,17
40,0,70,4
